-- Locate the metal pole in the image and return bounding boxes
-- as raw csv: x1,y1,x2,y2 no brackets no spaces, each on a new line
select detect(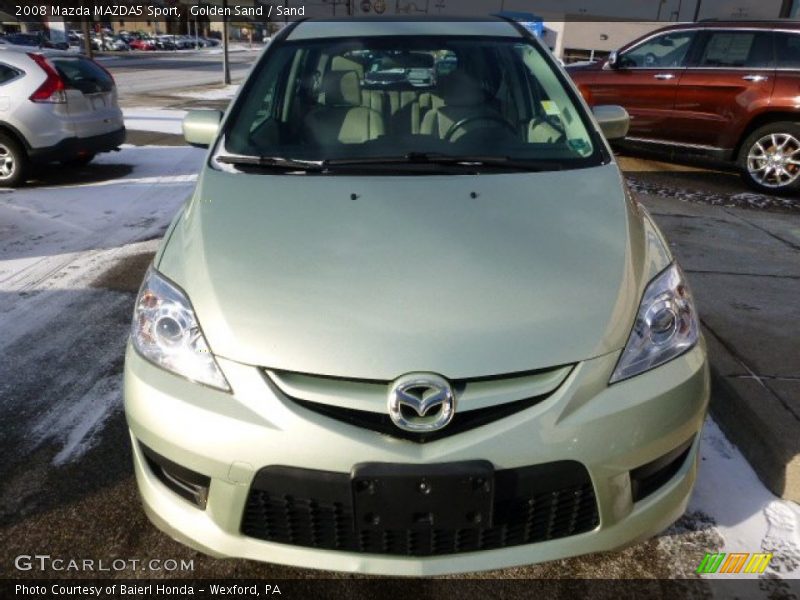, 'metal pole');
693,0,703,20
80,0,93,58
222,0,231,85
